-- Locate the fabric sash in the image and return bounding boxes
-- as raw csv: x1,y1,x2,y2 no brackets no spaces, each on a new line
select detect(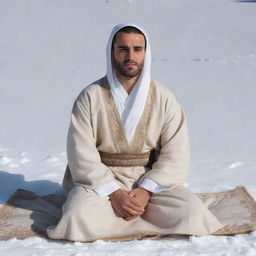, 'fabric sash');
99,151,154,167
